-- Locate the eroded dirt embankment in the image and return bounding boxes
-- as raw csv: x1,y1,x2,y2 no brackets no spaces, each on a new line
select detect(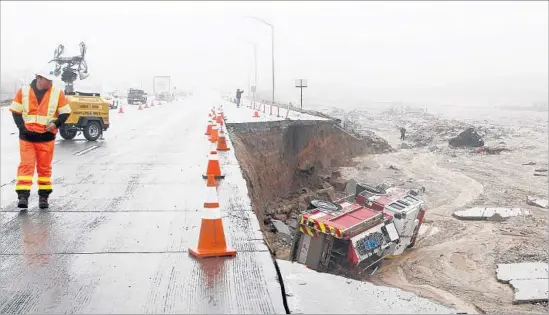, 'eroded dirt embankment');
227,120,390,256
